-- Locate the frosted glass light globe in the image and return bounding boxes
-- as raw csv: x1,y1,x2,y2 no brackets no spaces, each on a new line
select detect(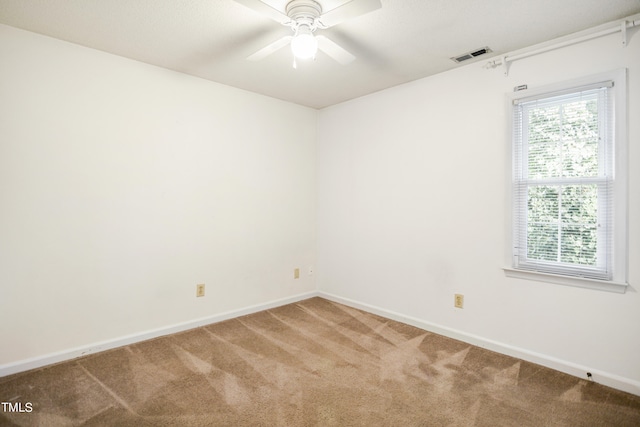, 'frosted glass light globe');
291,26,318,59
